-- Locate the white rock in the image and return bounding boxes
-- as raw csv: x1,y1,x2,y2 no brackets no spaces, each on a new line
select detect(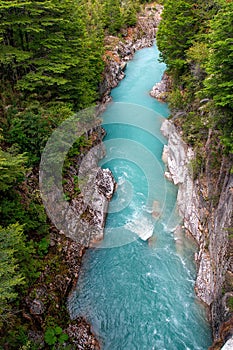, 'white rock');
221,336,233,350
